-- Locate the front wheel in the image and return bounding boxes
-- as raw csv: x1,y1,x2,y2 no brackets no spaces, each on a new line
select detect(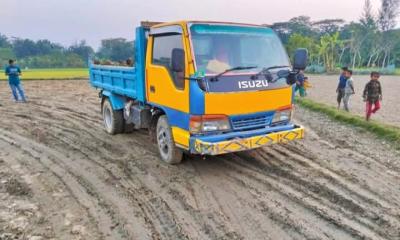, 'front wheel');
156,116,183,164
102,98,124,135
